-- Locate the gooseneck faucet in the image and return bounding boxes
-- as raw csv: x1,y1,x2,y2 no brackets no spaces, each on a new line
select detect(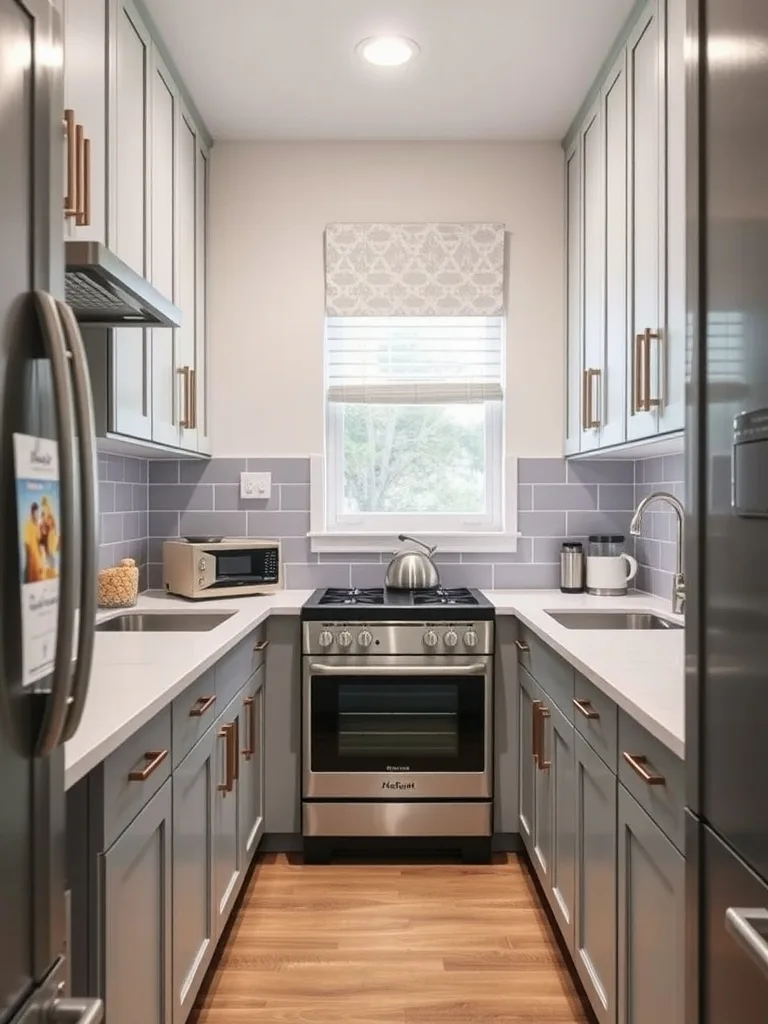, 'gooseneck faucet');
629,491,686,615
